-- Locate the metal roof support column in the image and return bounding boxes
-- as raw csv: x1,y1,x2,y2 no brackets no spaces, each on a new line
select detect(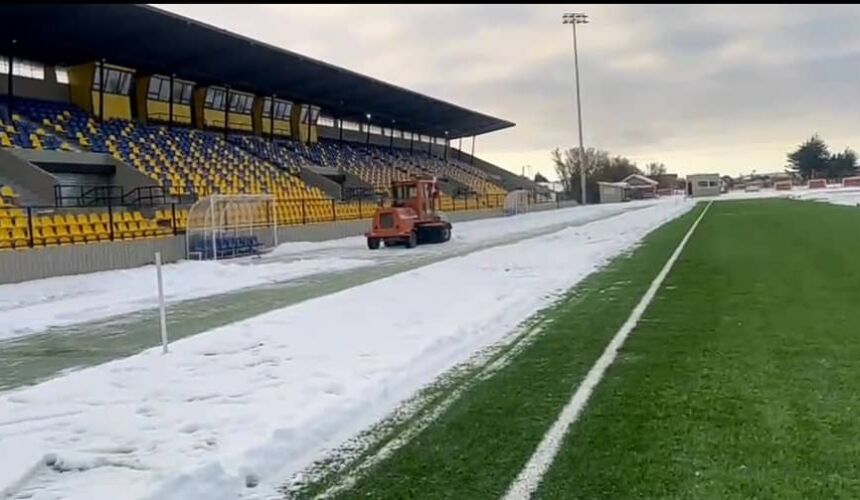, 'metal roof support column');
168,73,174,130
306,106,312,146
269,95,275,142
389,121,394,152
458,137,463,161
470,135,476,165
338,117,343,143
99,59,105,124
223,86,230,140
409,131,414,154
365,115,370,145
427,136,432,157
